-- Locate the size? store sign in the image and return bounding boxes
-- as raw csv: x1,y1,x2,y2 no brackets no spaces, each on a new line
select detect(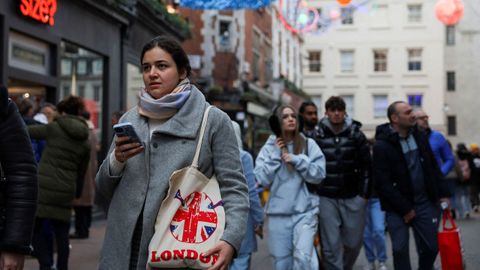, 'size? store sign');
20,0,57,26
